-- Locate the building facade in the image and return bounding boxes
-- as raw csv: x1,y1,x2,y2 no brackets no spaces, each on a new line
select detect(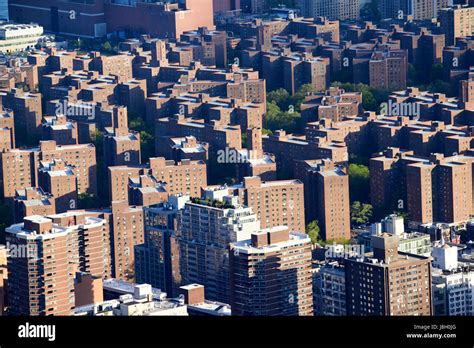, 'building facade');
230,227,313,315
